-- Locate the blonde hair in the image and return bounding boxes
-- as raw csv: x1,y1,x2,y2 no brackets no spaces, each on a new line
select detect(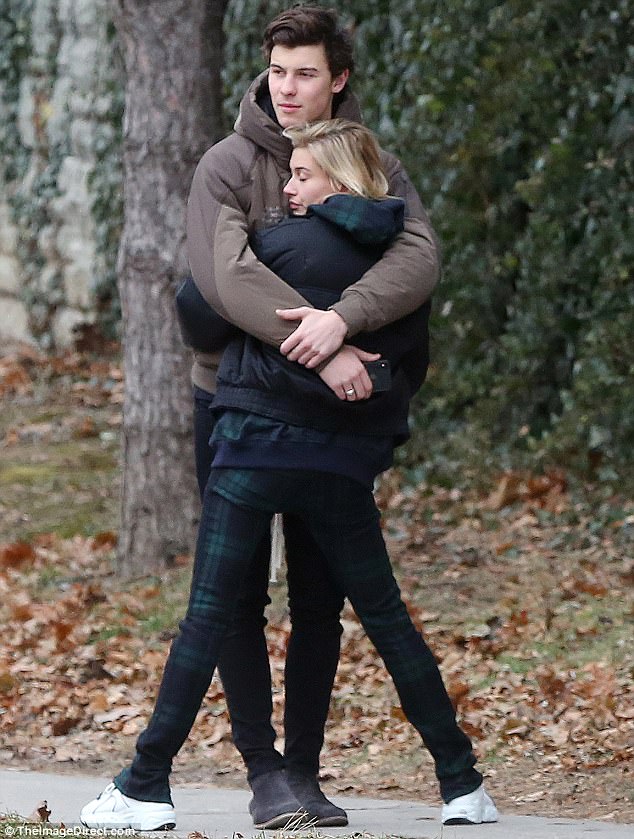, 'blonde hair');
283,119,389,199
